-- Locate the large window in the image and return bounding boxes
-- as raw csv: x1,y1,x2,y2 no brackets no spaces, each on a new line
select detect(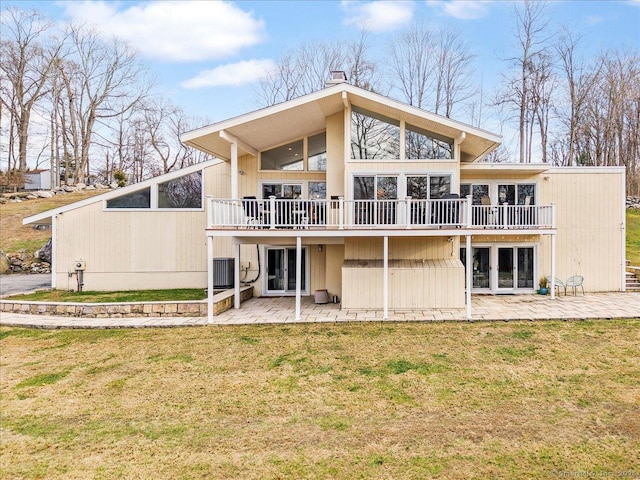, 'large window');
308,133,327,171
260,133,326,171
407,175,451,199
158,171,202,208
106,171,203,210
260,139,304,171
350,107,400,160
406,124,453,160
106,188,151,209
